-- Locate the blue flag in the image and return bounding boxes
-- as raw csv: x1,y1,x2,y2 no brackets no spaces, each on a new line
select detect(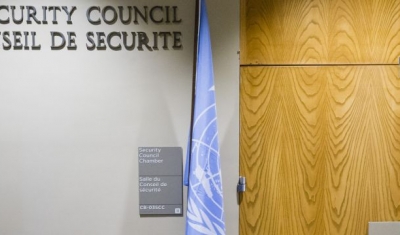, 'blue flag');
184,0,225,234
